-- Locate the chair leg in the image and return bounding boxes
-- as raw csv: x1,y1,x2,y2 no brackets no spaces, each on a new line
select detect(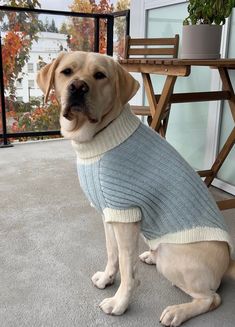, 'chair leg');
147,108,170,138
